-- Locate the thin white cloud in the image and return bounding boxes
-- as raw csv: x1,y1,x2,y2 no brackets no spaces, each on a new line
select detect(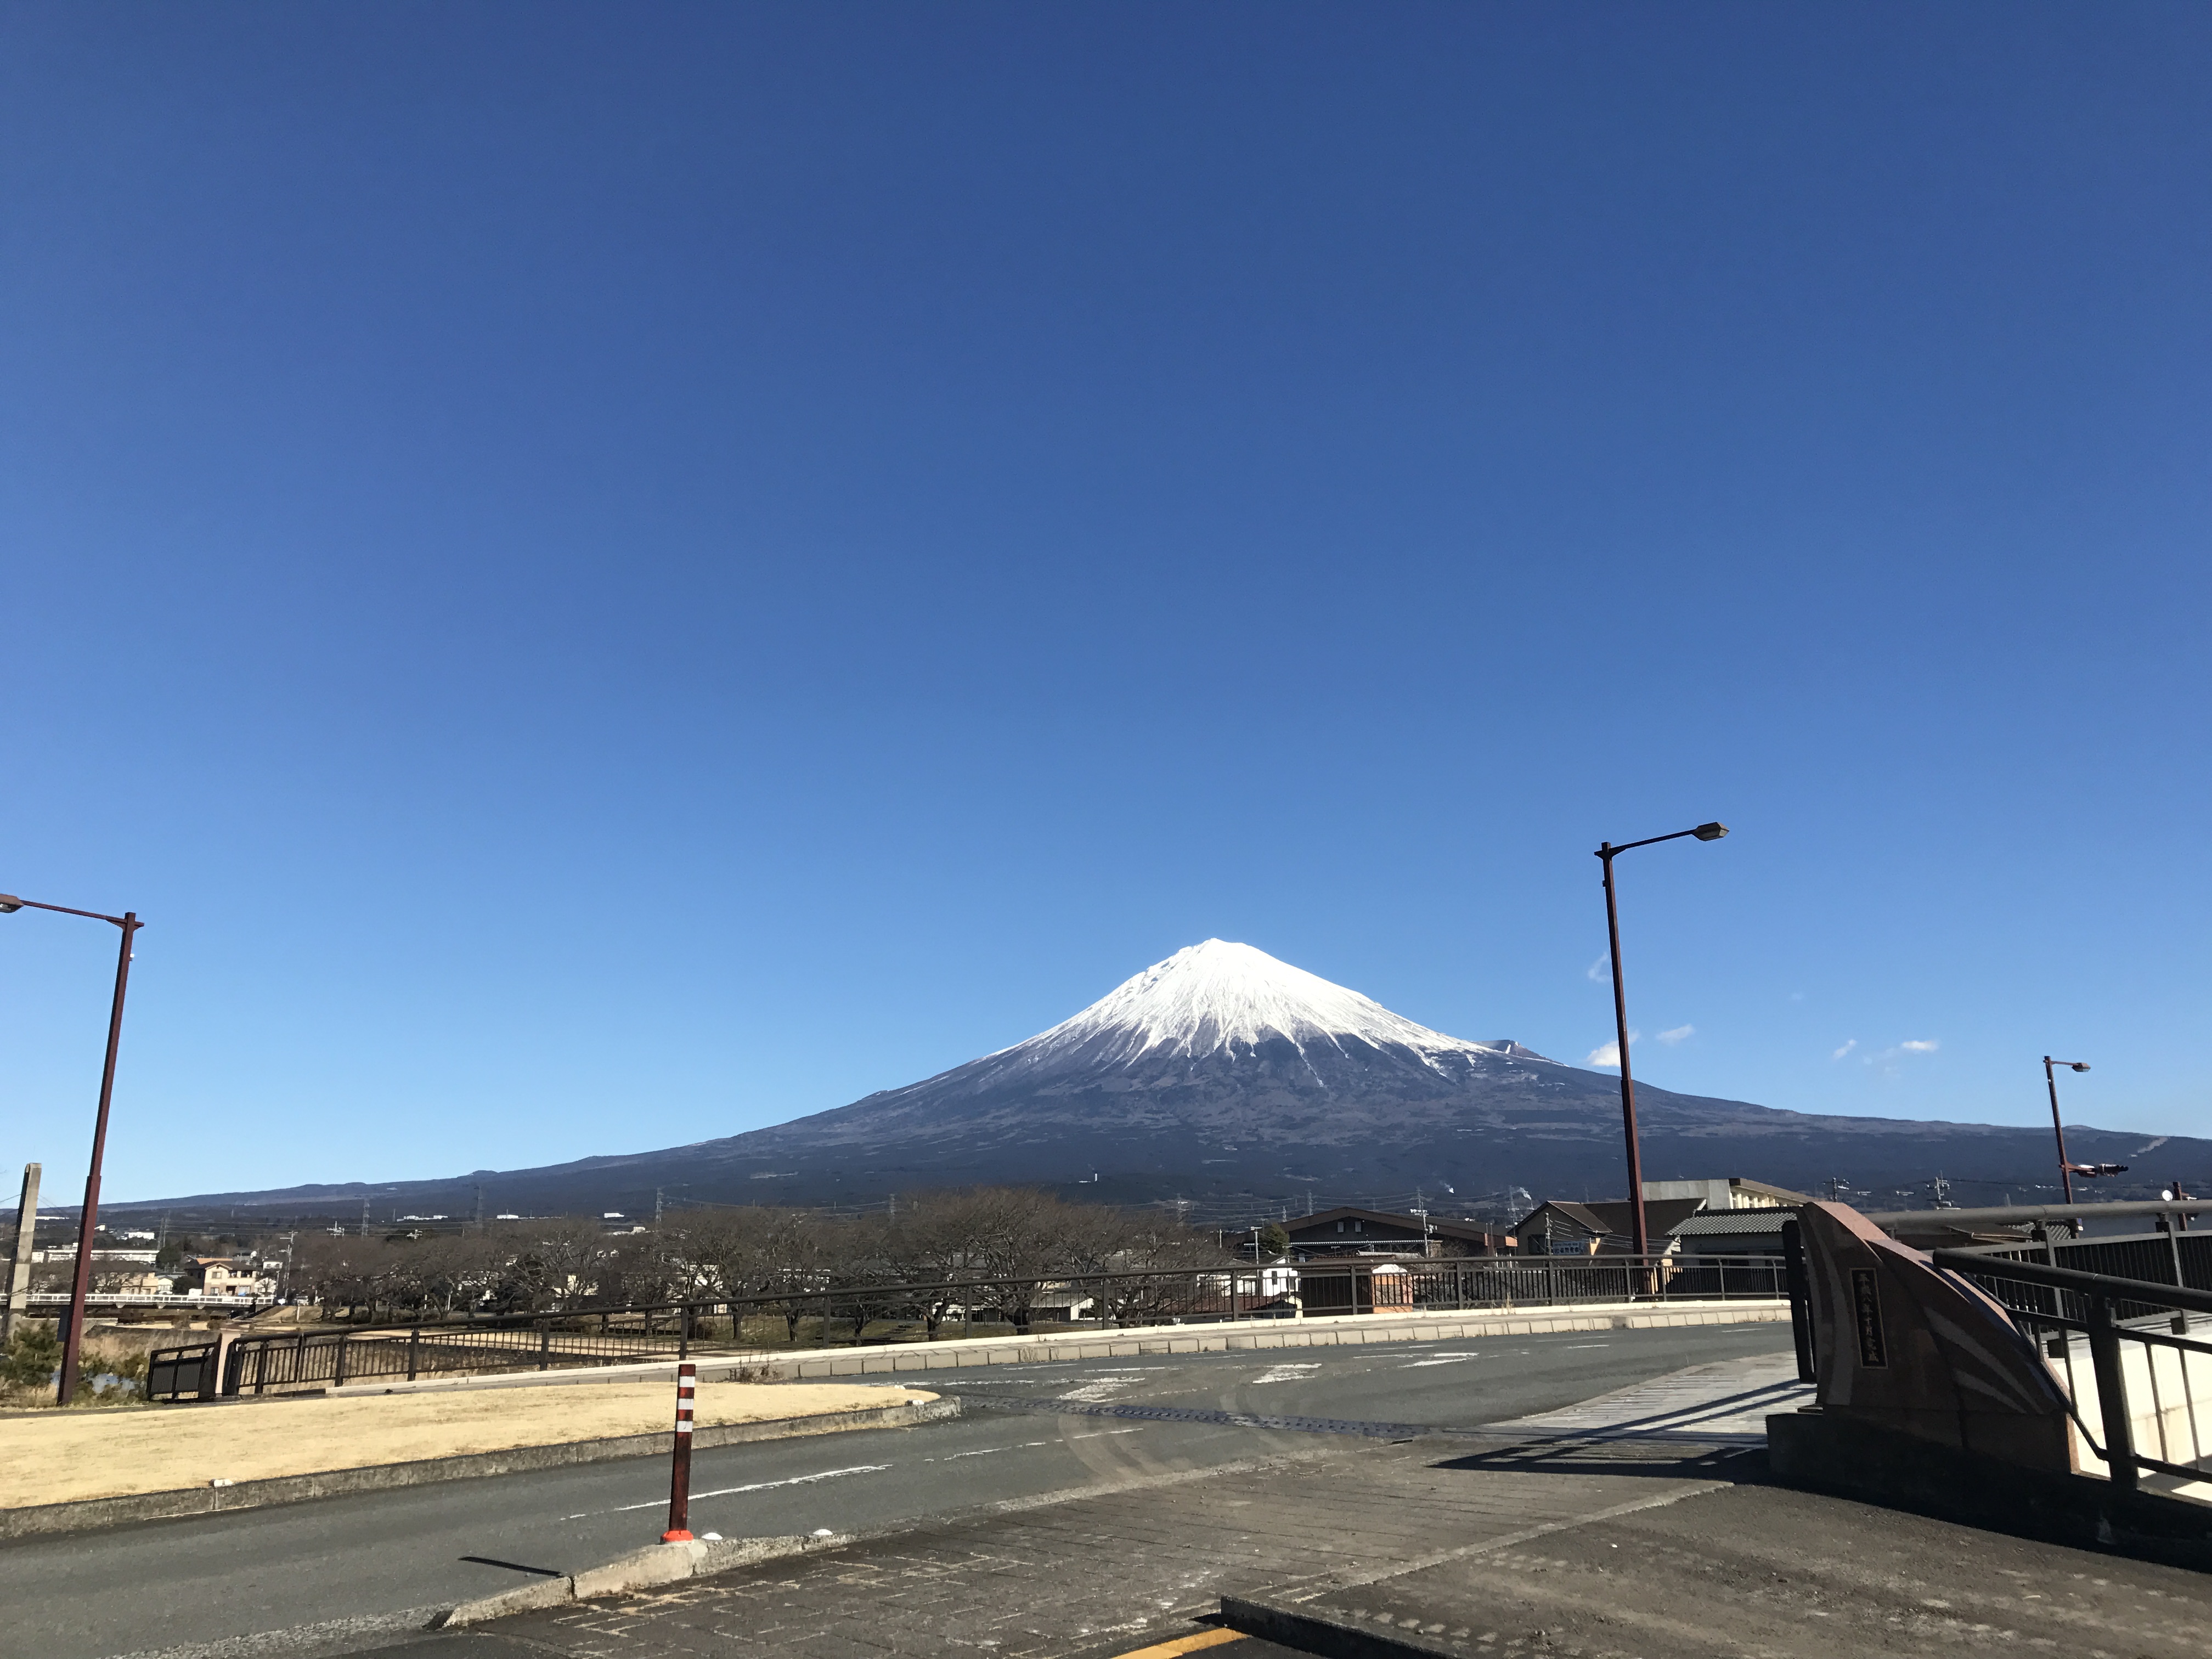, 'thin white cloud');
1831,1039,1857,1062
1585,954,1611,983
1656,1024,1695,1045
1866,1039,1940,1066
1585,1029,1639,1068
